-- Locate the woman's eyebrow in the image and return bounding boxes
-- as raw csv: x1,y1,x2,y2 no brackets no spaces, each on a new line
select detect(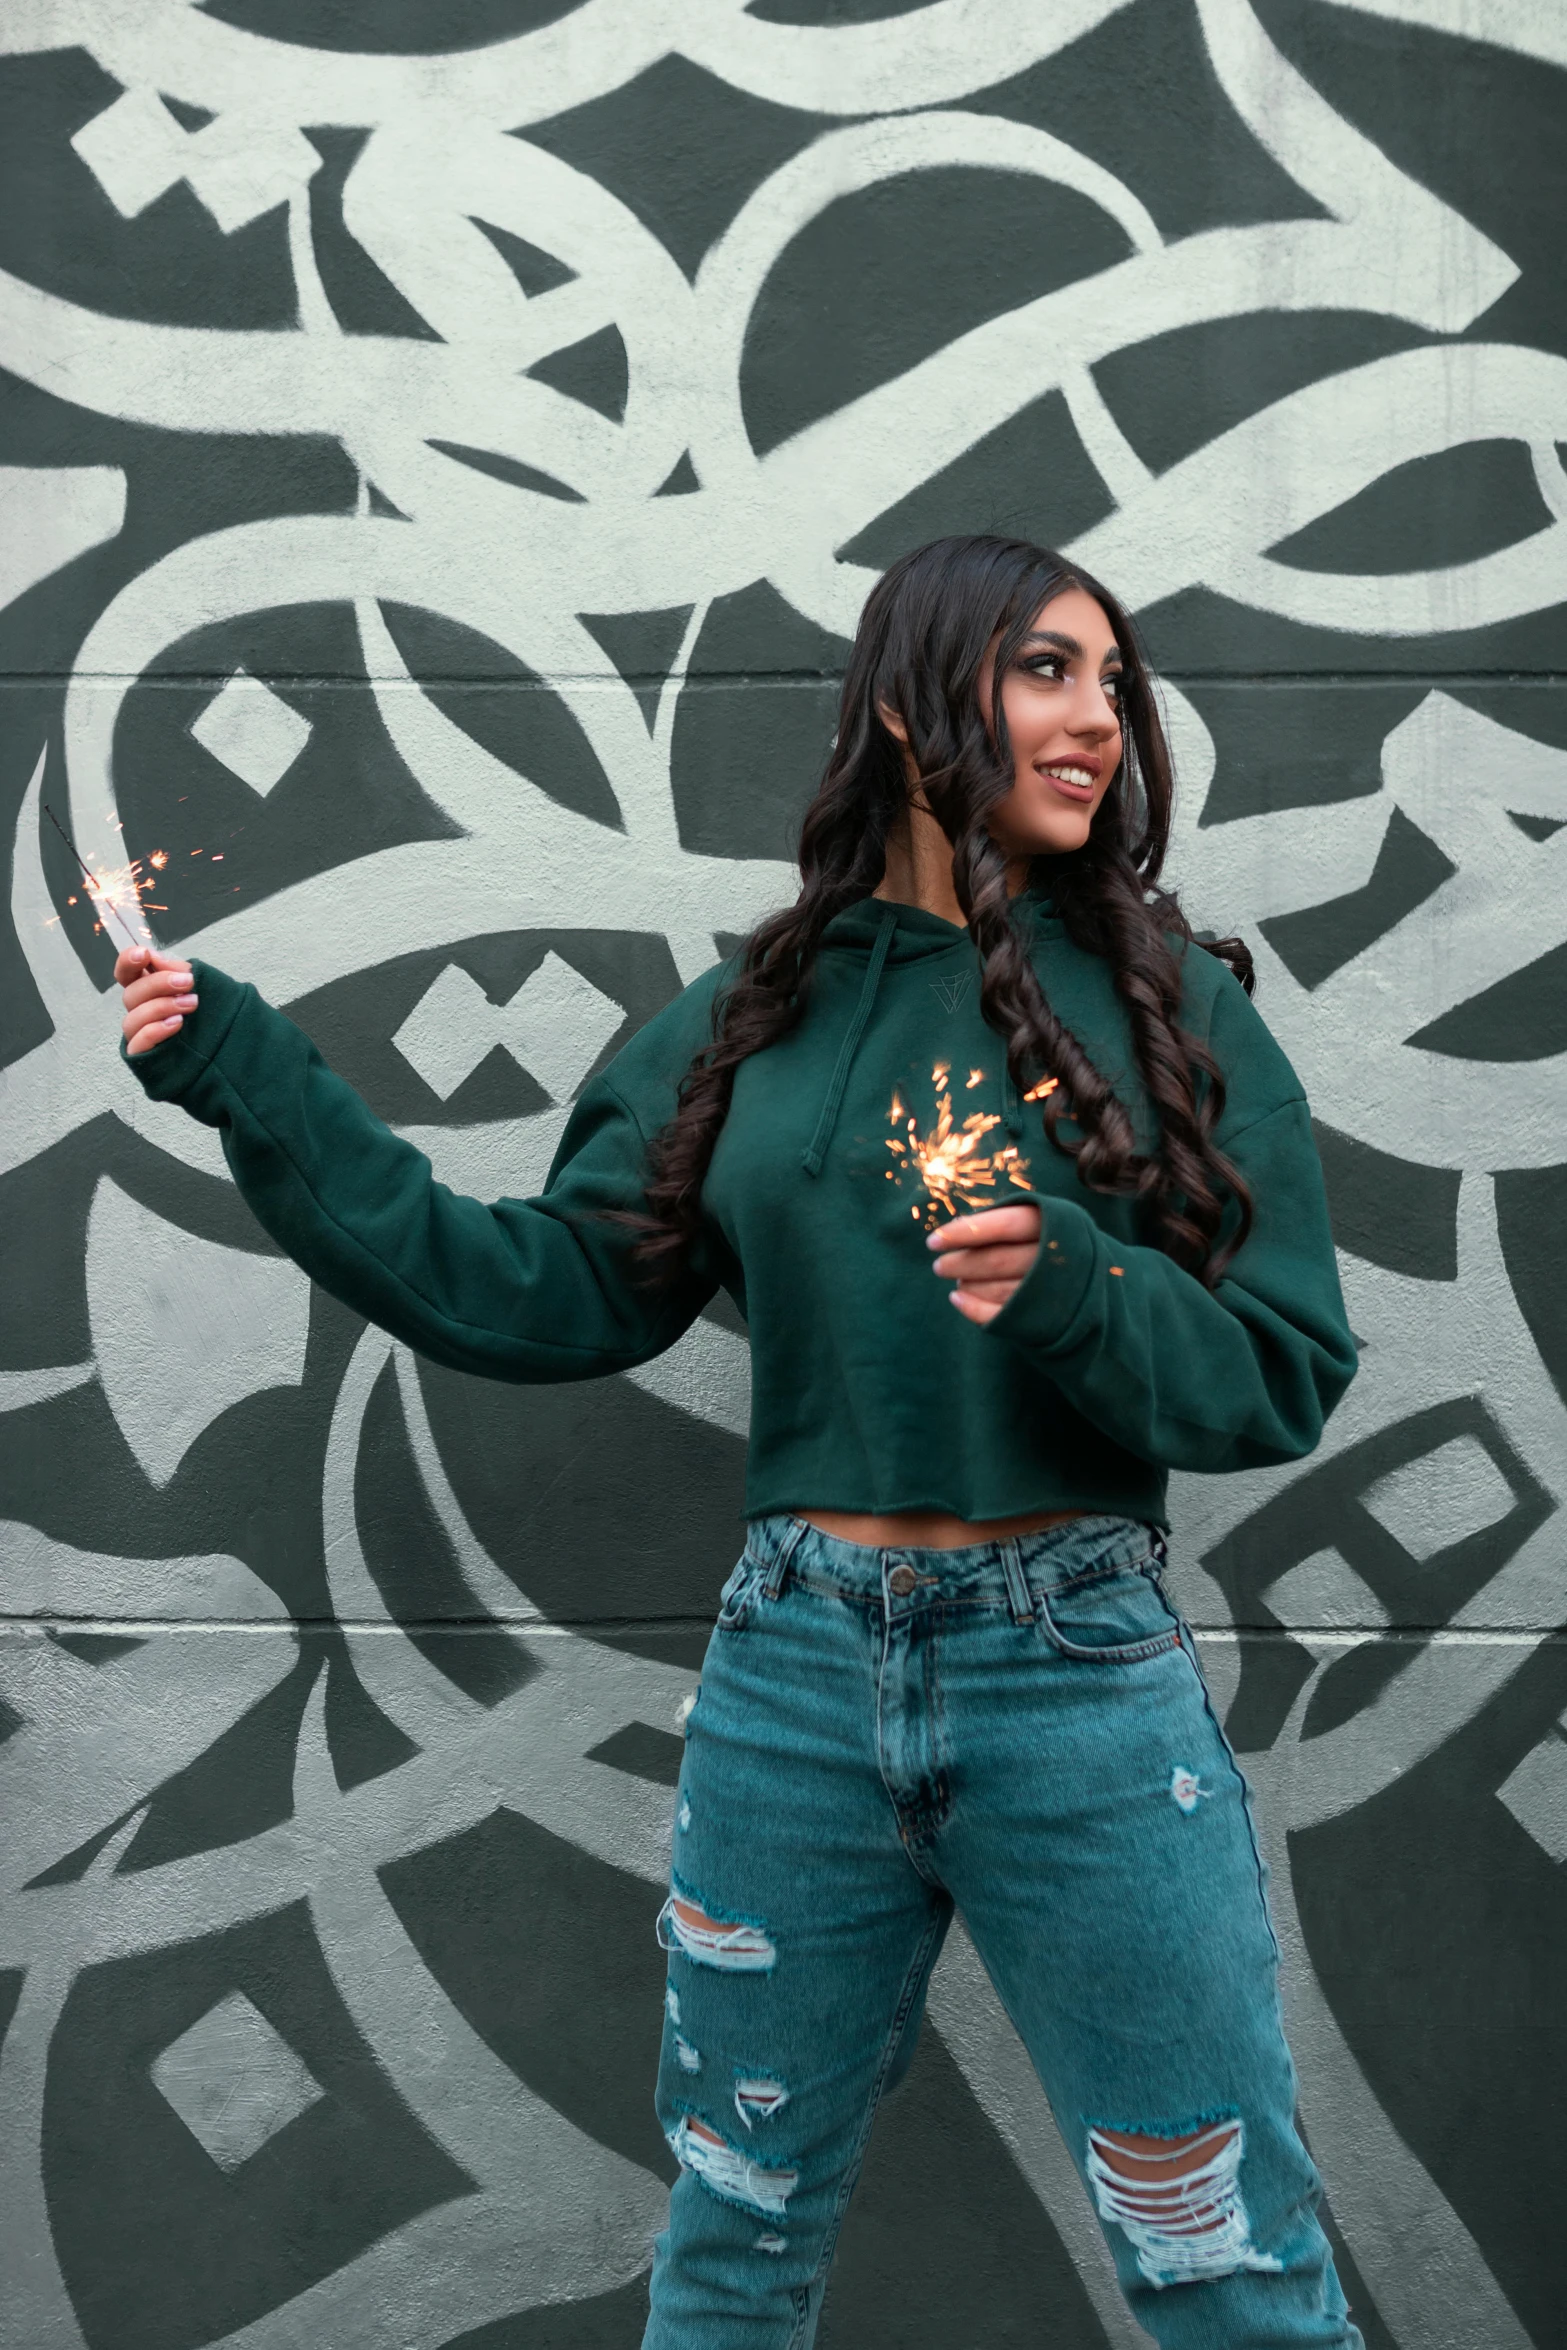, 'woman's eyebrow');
1021,629,1124,669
